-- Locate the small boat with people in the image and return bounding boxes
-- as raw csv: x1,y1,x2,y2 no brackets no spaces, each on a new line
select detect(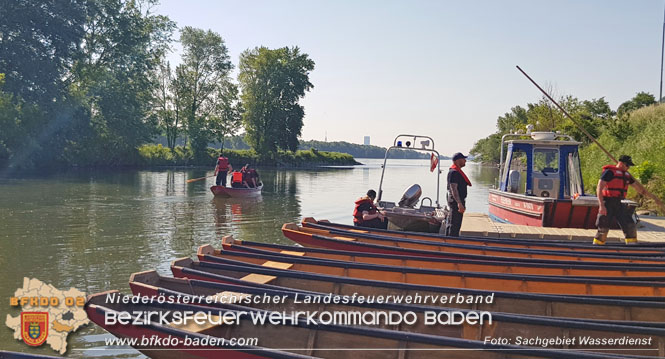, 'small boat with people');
210,182,263,197
488,127,637,229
